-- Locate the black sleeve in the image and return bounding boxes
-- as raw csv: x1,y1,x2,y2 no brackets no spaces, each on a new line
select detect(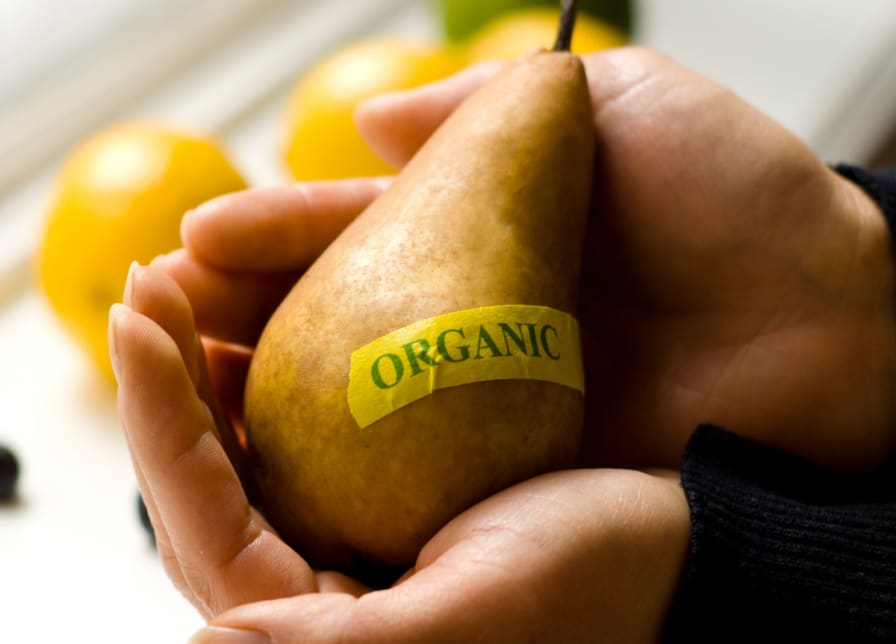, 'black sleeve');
834,164,896,232
663,165,896,643
663,425,896,642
